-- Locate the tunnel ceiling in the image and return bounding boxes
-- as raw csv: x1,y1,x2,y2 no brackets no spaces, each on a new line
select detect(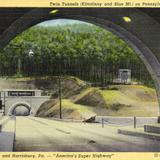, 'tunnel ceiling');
0,8,31,33
0,8,159,35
